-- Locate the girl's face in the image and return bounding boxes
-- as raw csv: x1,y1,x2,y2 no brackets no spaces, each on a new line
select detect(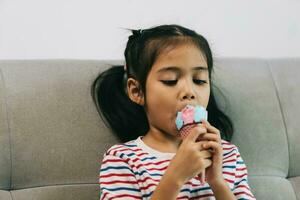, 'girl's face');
144,44,210,140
